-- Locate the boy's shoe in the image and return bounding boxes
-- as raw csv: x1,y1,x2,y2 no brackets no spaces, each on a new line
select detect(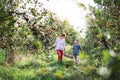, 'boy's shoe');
76,63,79,67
